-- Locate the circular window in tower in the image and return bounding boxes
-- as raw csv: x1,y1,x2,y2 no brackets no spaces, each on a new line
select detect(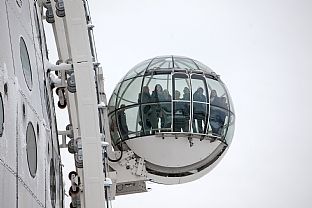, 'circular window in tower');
26,122,37,177
0,93,4,137
20,37,33,90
